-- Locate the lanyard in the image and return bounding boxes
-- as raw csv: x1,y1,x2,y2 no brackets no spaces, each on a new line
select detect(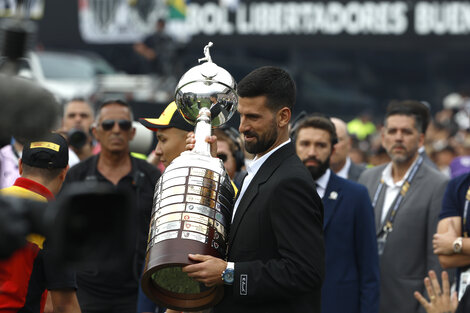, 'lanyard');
463,186,470,238
373,155,424,236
